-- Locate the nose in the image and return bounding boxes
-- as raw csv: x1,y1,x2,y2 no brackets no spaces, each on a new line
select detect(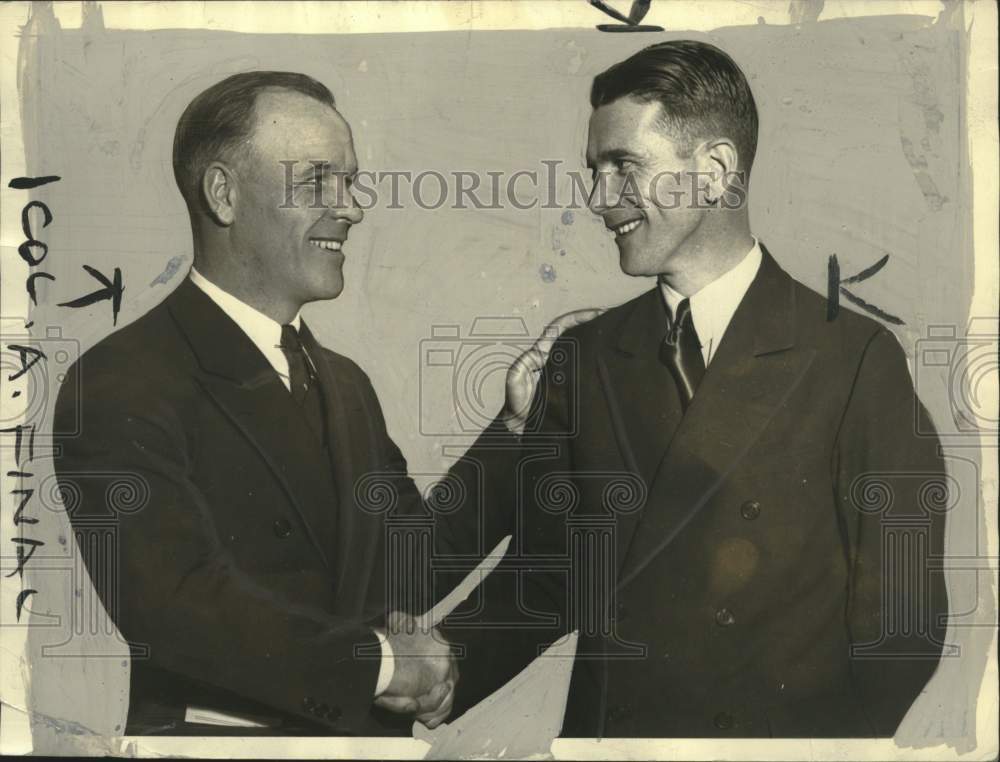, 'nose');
587,171,623,217
330,181,364,226
336,192,364,225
